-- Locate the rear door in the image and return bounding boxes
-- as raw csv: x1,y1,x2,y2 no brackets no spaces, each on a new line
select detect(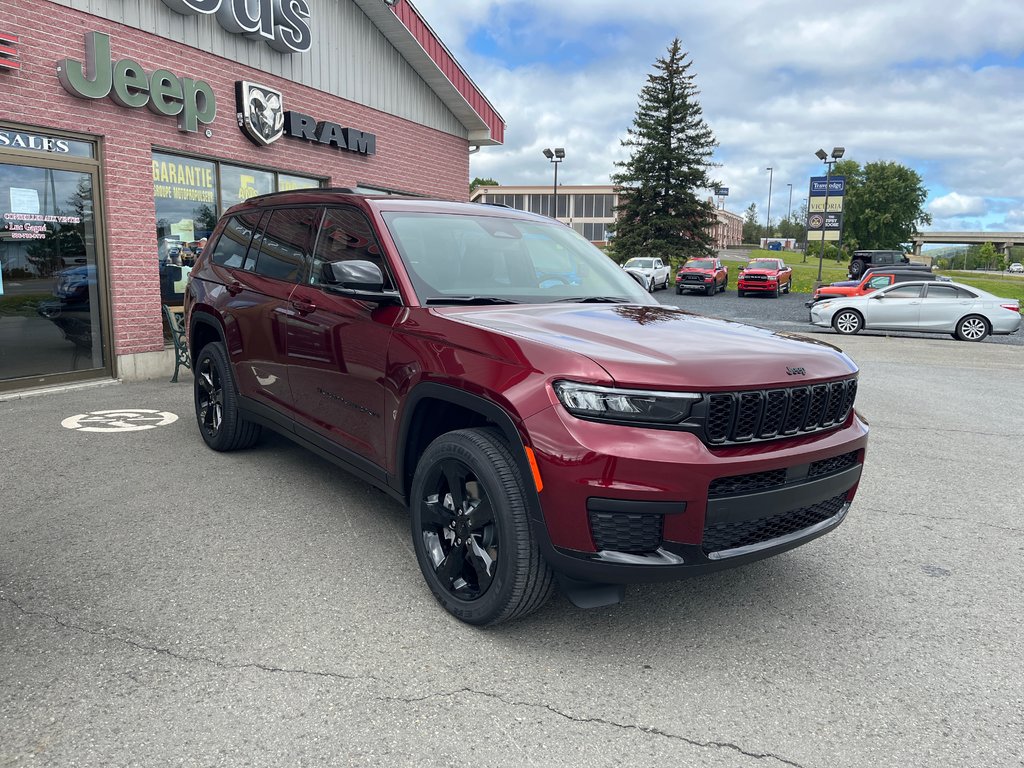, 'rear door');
284,206,400,472
918,283,977,331
204,209,306,407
